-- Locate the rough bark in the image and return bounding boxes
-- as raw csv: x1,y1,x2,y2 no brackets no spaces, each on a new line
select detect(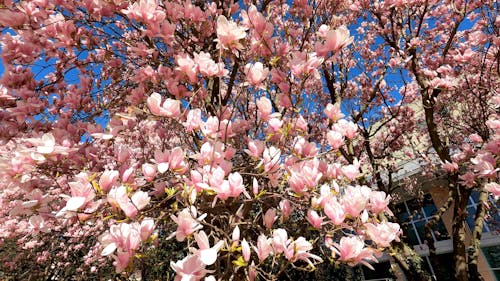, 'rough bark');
390,241,432,281
451,175,472,281
425,190,453,281
468,187,488,281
